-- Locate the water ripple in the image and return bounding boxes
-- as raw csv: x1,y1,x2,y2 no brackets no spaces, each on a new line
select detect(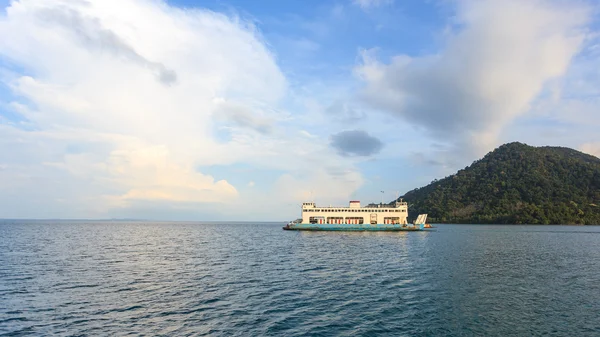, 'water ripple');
1,222,600,336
